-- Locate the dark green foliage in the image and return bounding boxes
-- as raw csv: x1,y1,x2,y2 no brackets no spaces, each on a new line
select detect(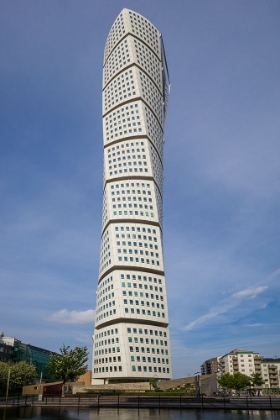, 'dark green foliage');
0,361,36,392
218,372,251,393
250,372,265,387
149,378,160,391
218,373,235,390
45,345,88,384
165,383,196,396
